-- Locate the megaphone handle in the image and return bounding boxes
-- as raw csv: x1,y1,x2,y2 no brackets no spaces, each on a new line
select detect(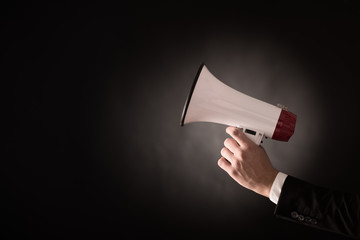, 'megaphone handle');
239,127,264,145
